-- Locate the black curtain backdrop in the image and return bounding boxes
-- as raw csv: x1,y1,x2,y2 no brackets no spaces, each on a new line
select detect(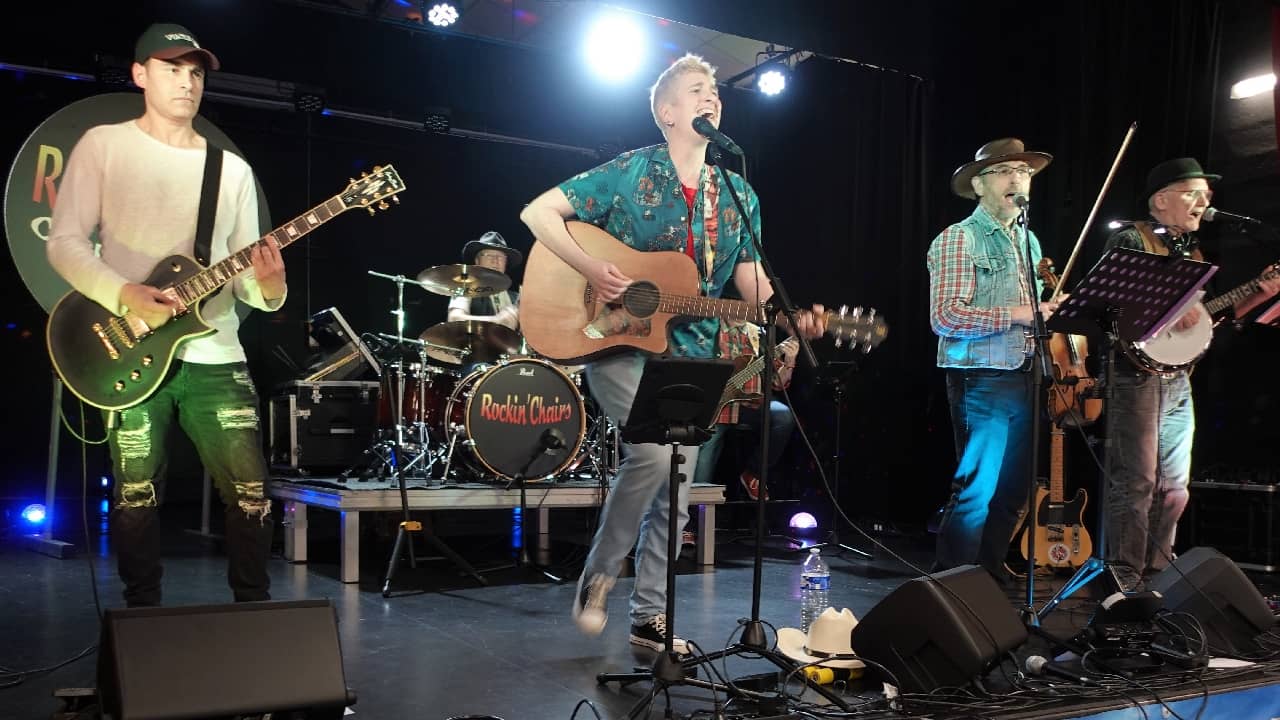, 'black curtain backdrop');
1,0,1272,542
